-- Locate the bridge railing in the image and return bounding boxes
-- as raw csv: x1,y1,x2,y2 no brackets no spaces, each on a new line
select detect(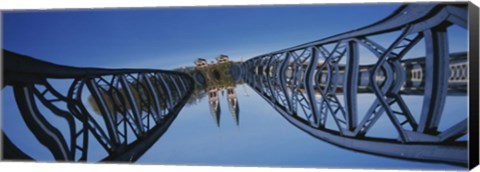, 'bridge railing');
2,50,194,162
242,3,468,166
